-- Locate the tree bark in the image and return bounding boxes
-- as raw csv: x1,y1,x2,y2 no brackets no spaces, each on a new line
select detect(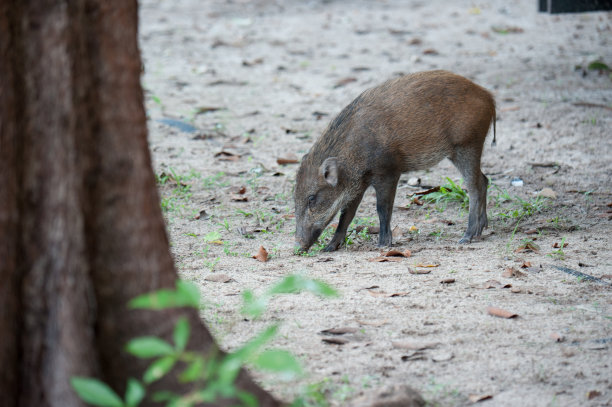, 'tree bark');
0,1,281,406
